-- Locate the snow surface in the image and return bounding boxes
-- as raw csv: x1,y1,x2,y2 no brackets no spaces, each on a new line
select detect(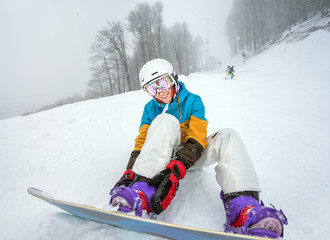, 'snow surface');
1,24,330,240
